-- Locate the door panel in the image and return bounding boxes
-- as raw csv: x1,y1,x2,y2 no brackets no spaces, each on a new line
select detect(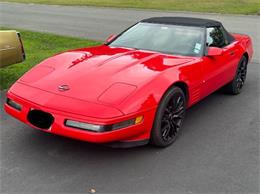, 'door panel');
202,45,238,98
201,27,239,98
222,41,241,80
